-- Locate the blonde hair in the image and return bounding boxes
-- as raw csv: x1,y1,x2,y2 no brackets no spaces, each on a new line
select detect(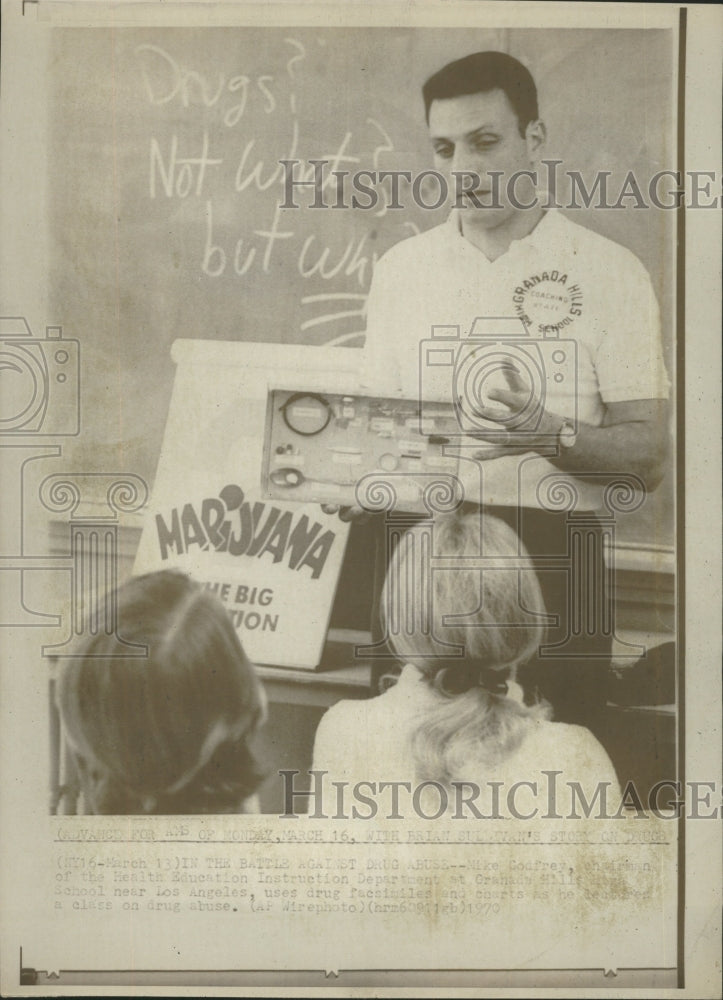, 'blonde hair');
56,570,266,814
380,512,550,782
